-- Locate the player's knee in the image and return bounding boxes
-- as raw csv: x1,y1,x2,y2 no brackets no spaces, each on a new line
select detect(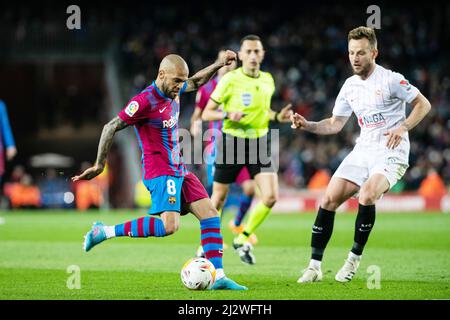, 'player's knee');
212,196,226,210
321,195,341,211
164,221,179,235
262,193,277,208
205,207,220,219
213,186,227,199
359,188,378,205
218,190,228,201
242,183,255,196
212,189,228,208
